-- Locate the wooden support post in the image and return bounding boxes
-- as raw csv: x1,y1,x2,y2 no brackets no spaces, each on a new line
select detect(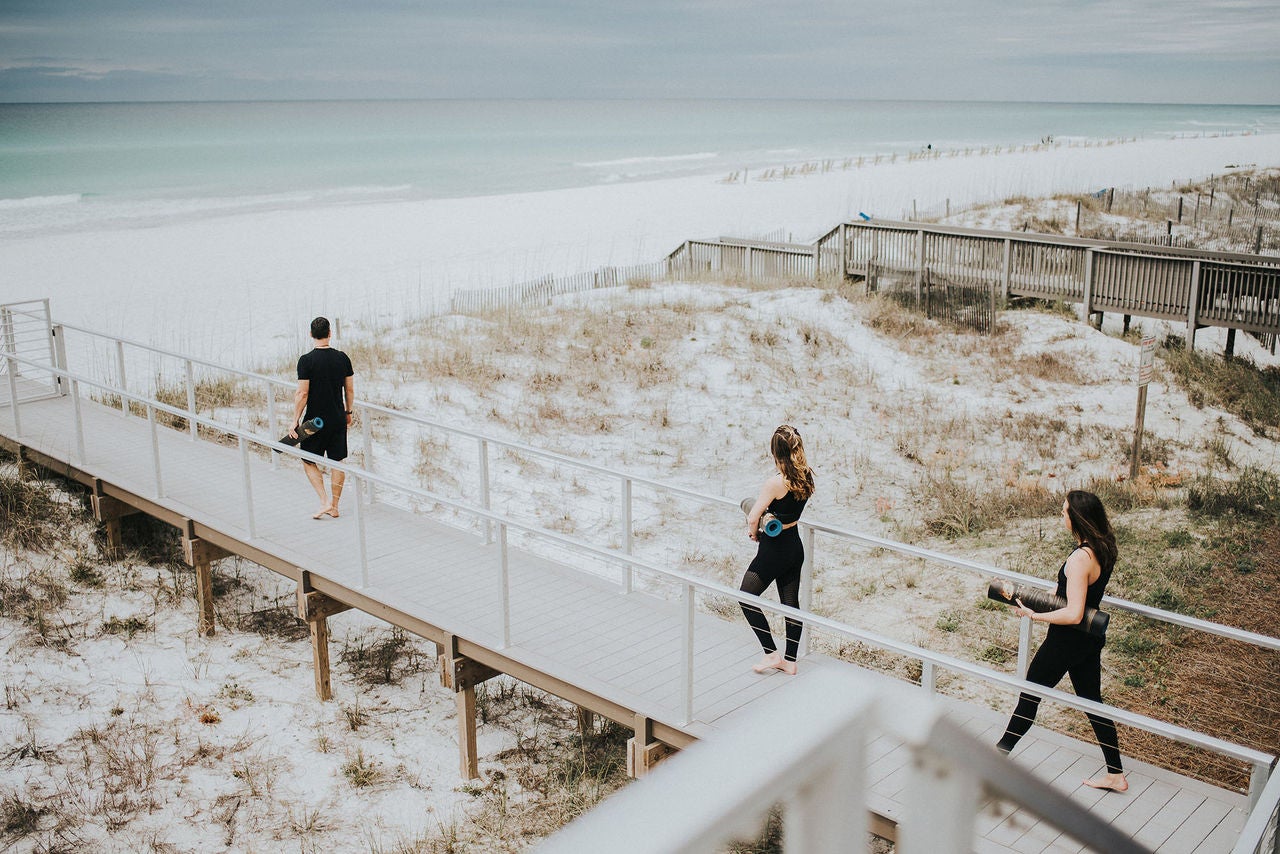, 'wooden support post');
626,714,674,779
182,519,230,638
577,707,596,736
90,480,138,561
438,634,500,779
1001,238,1012,302
15,446,34,480
295,571,351,702
1186,261,1202,351
1080,249,1095,325
1225,328,1237,361
310,615,333,700
1123,314,1132,335
195,562,215,637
